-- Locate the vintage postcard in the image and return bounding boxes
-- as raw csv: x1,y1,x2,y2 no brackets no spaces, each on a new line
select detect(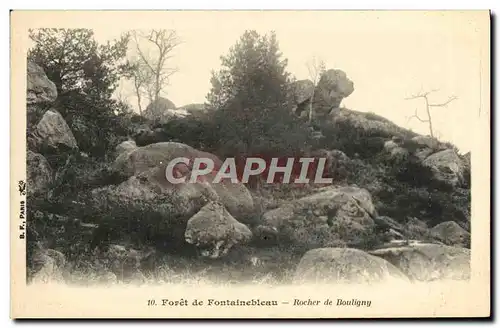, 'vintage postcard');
10,10,491,319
